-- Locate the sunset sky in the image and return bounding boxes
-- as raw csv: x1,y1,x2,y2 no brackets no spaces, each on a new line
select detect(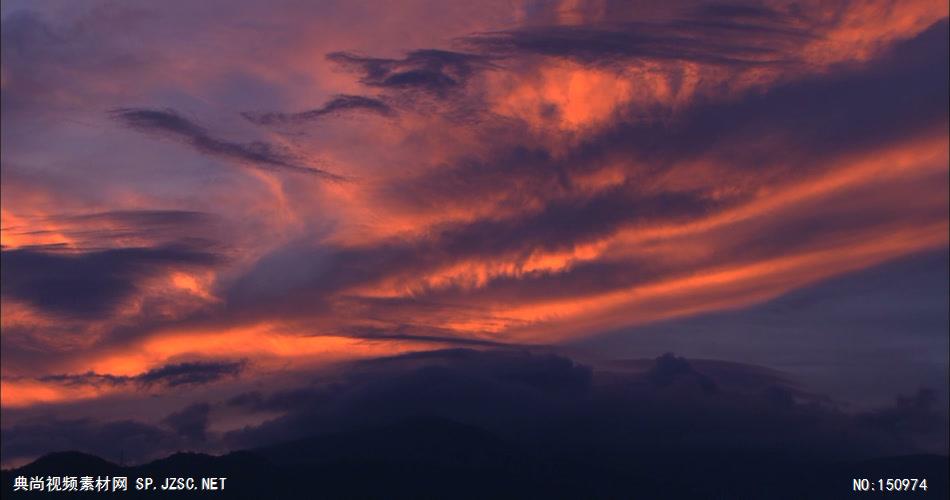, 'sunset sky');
1,0,948,468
